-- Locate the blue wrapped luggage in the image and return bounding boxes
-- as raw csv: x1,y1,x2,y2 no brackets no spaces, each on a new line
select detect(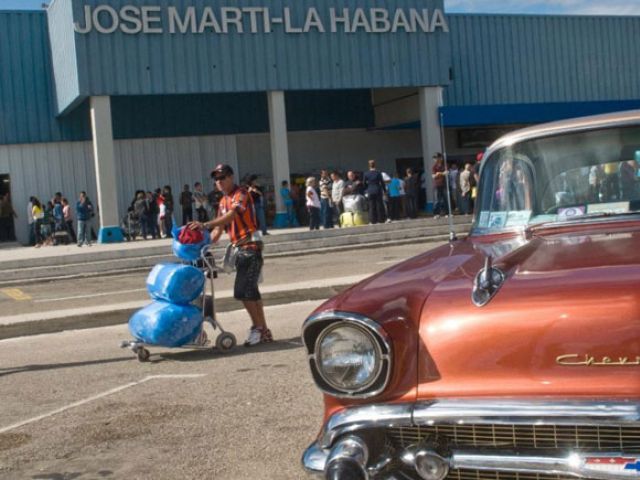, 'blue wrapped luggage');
128,301,203,347
146,263,205,304
171,225,210,262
